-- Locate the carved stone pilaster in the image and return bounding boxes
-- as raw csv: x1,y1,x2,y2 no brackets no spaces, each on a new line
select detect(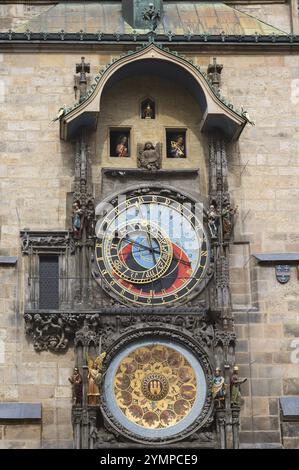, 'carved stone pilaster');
88,407,98,449
74,324,99,348
231,406,241,449
215,409,227,449
209,136,229,210
72,407,82,449
20,230,73,255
